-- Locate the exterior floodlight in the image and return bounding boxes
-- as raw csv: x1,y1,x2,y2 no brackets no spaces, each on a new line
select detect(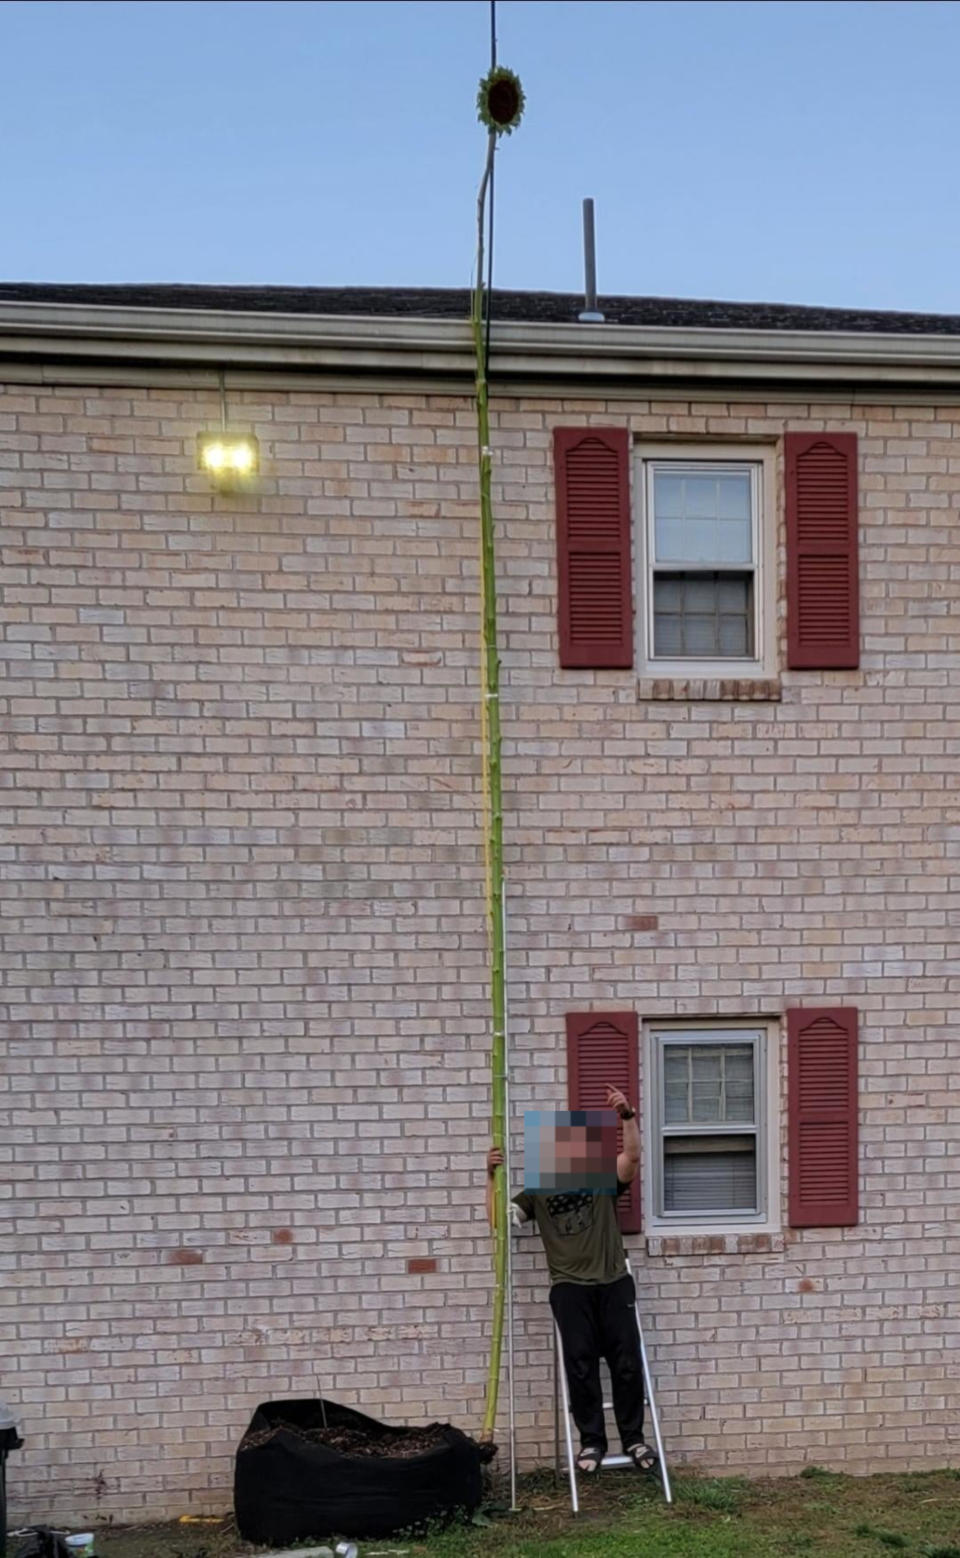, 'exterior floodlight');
198,432,259,484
